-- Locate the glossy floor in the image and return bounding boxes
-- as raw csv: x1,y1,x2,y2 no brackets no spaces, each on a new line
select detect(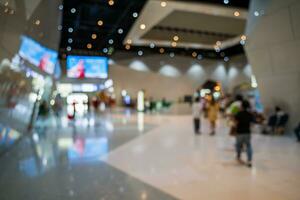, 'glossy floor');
1,111,300,200
105,115,300,200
